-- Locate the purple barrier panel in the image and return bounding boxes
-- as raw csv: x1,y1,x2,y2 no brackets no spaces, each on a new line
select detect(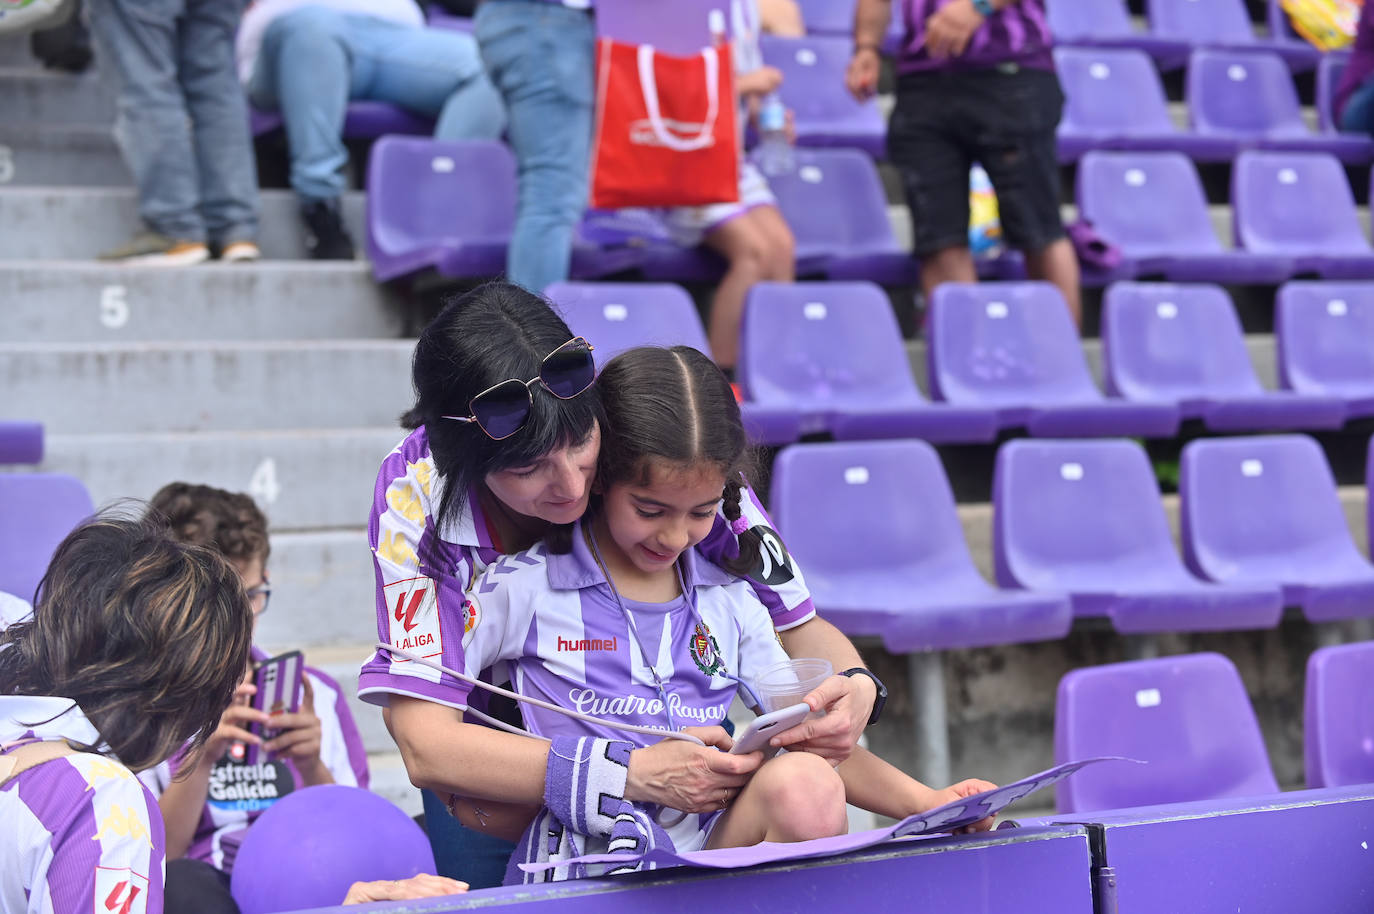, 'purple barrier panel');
1024,785,1374,913
0,421,43,464
298,824,1094,913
